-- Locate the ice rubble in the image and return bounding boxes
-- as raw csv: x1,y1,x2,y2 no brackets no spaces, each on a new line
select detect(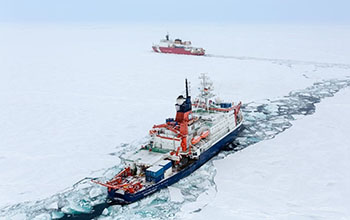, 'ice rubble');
1,78,349,220
189,88,350,220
